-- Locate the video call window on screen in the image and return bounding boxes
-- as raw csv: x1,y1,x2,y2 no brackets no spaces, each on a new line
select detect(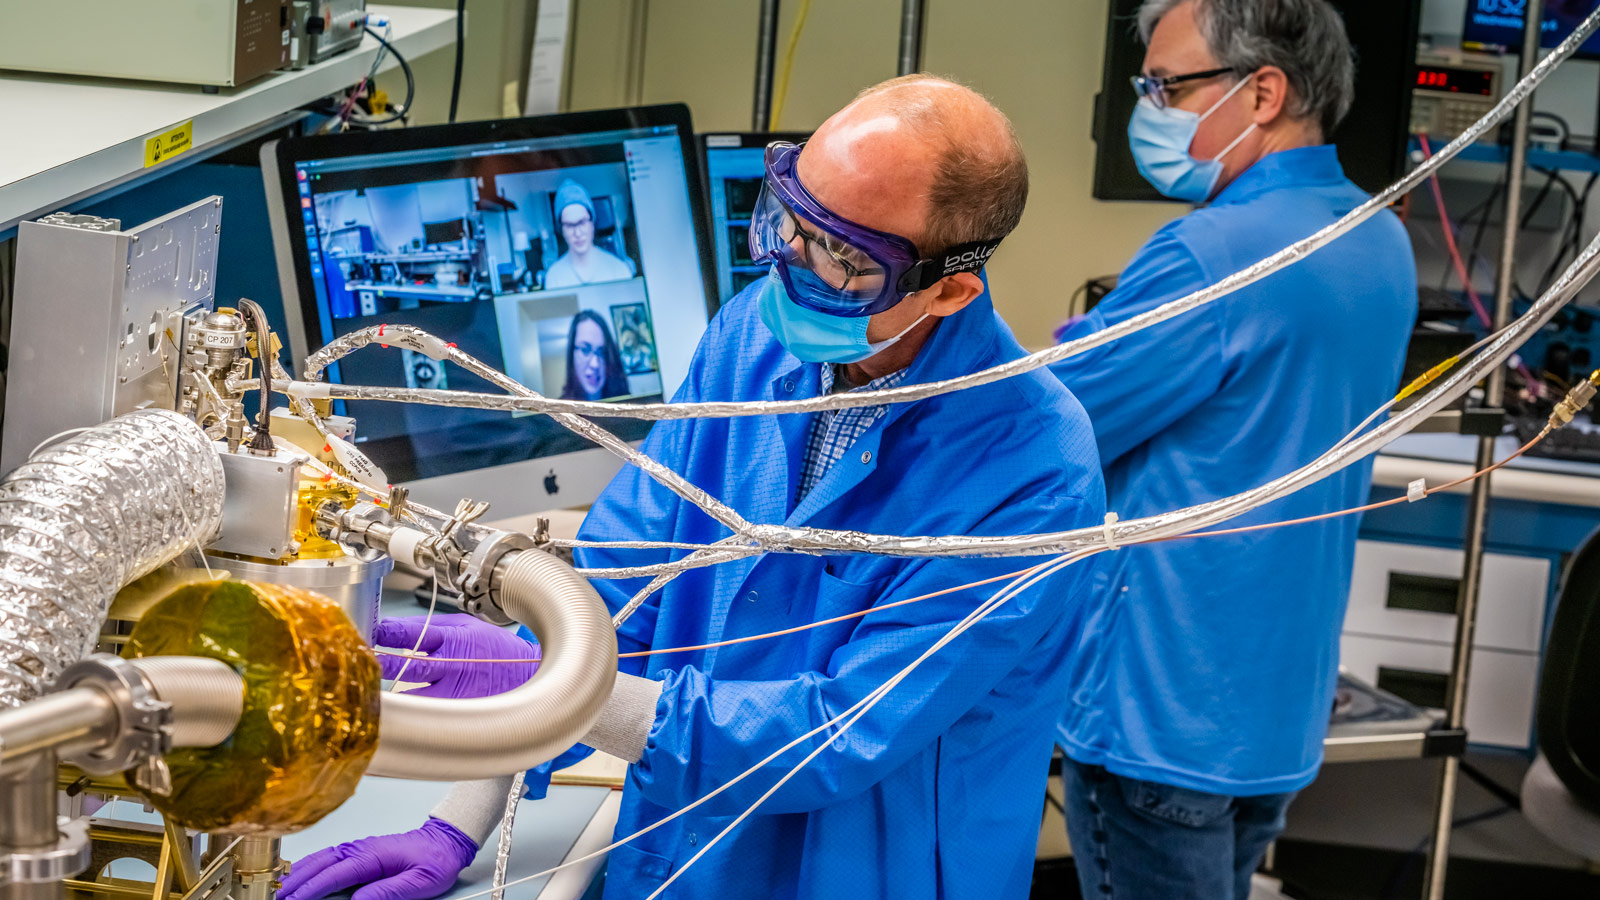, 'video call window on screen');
303,149,663,406
282,119,717,483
